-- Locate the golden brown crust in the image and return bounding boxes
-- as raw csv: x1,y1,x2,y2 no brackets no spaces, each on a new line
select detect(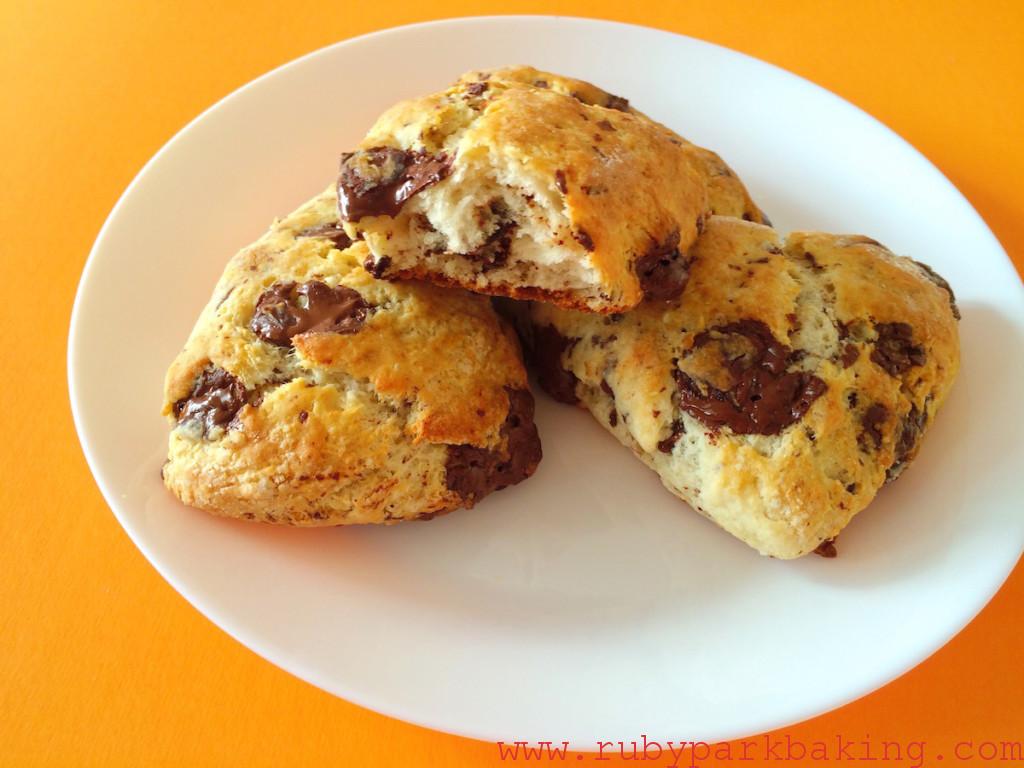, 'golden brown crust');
342,66,710,313
162,187,540,525
467,67,768,224
679,142,769,224
381,266,601,314
530,217,960,558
